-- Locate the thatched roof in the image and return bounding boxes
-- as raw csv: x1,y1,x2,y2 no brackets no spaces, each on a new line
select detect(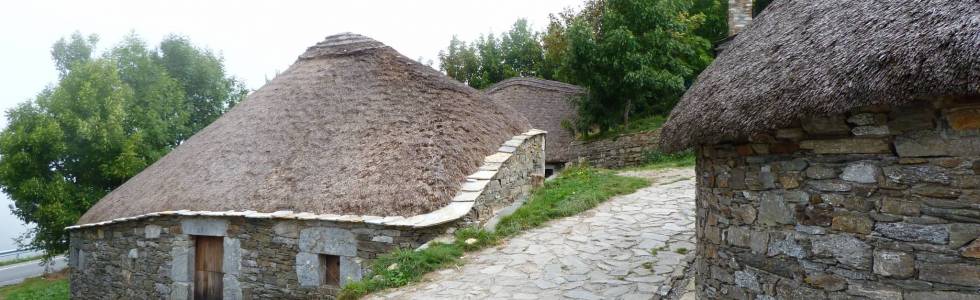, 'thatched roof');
485,77,583,163
660,0,980,152
79,33,530,224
